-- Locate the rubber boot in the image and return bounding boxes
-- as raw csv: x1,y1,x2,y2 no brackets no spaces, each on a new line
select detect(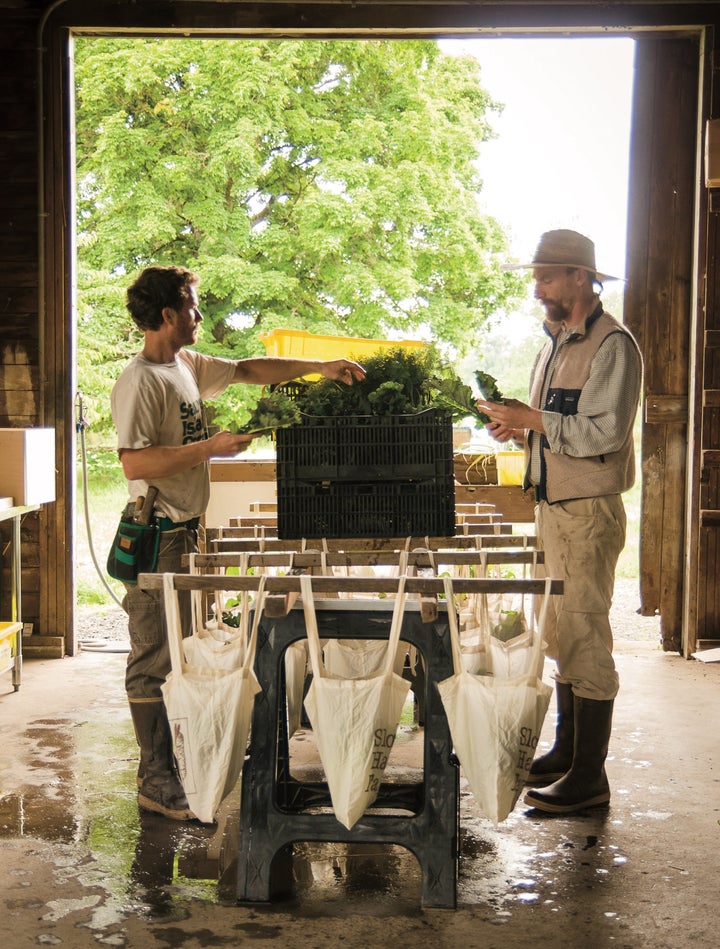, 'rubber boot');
525,682,574,786
523,697,613,814
129,700,195,821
